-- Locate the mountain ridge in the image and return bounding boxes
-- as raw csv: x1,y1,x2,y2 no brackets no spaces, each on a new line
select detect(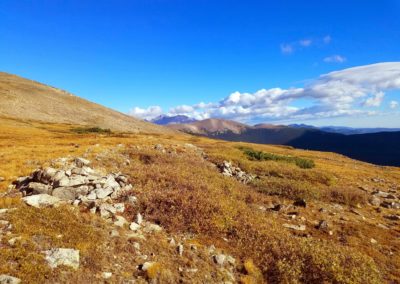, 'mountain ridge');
168,118,400,166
